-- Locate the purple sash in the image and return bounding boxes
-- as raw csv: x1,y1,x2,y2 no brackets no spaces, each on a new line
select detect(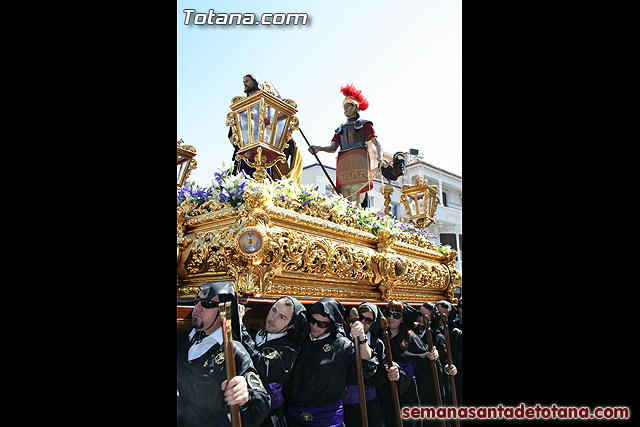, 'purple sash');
266,382,284,409
397,360,415,380
343,385,376,405
287,400,344,427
